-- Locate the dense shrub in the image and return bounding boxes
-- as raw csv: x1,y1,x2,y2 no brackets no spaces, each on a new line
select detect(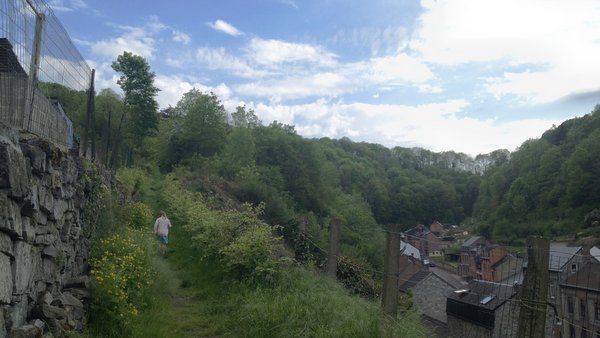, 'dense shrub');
164,173,283,282
117,167,151,201
122,202,154,229
89,229,156,336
